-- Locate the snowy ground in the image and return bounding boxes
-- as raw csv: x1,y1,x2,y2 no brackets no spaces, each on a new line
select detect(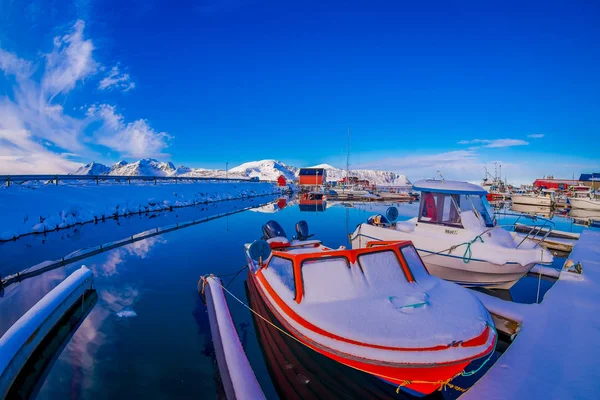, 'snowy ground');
0,181,282,241
464,229,600,399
